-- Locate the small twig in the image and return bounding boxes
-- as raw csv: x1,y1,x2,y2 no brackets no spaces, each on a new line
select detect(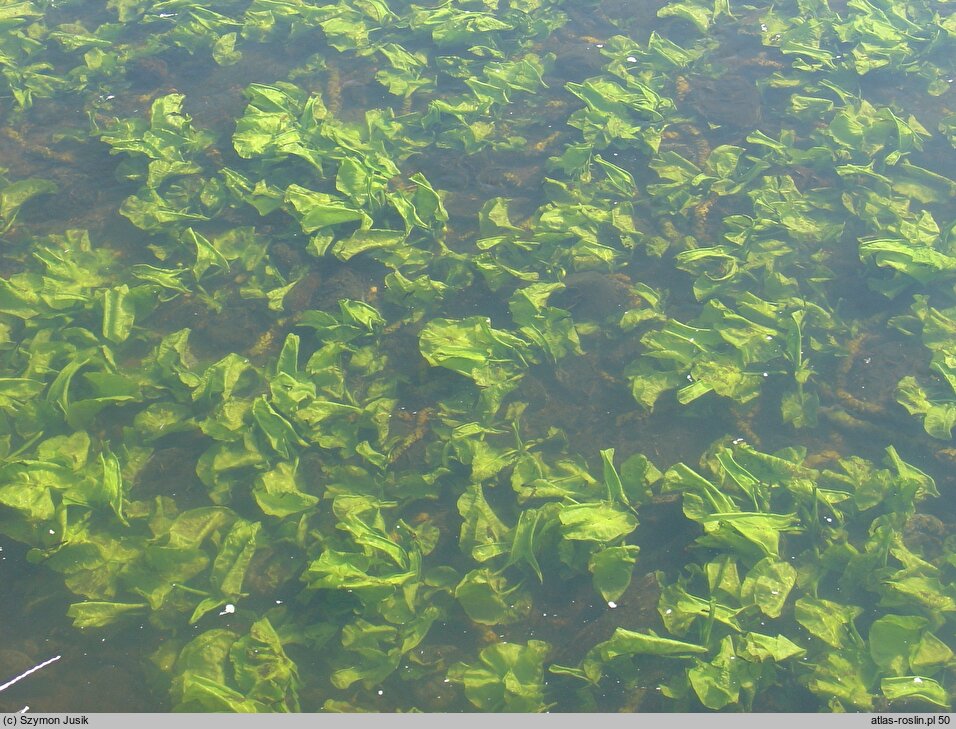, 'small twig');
0,655,61,693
